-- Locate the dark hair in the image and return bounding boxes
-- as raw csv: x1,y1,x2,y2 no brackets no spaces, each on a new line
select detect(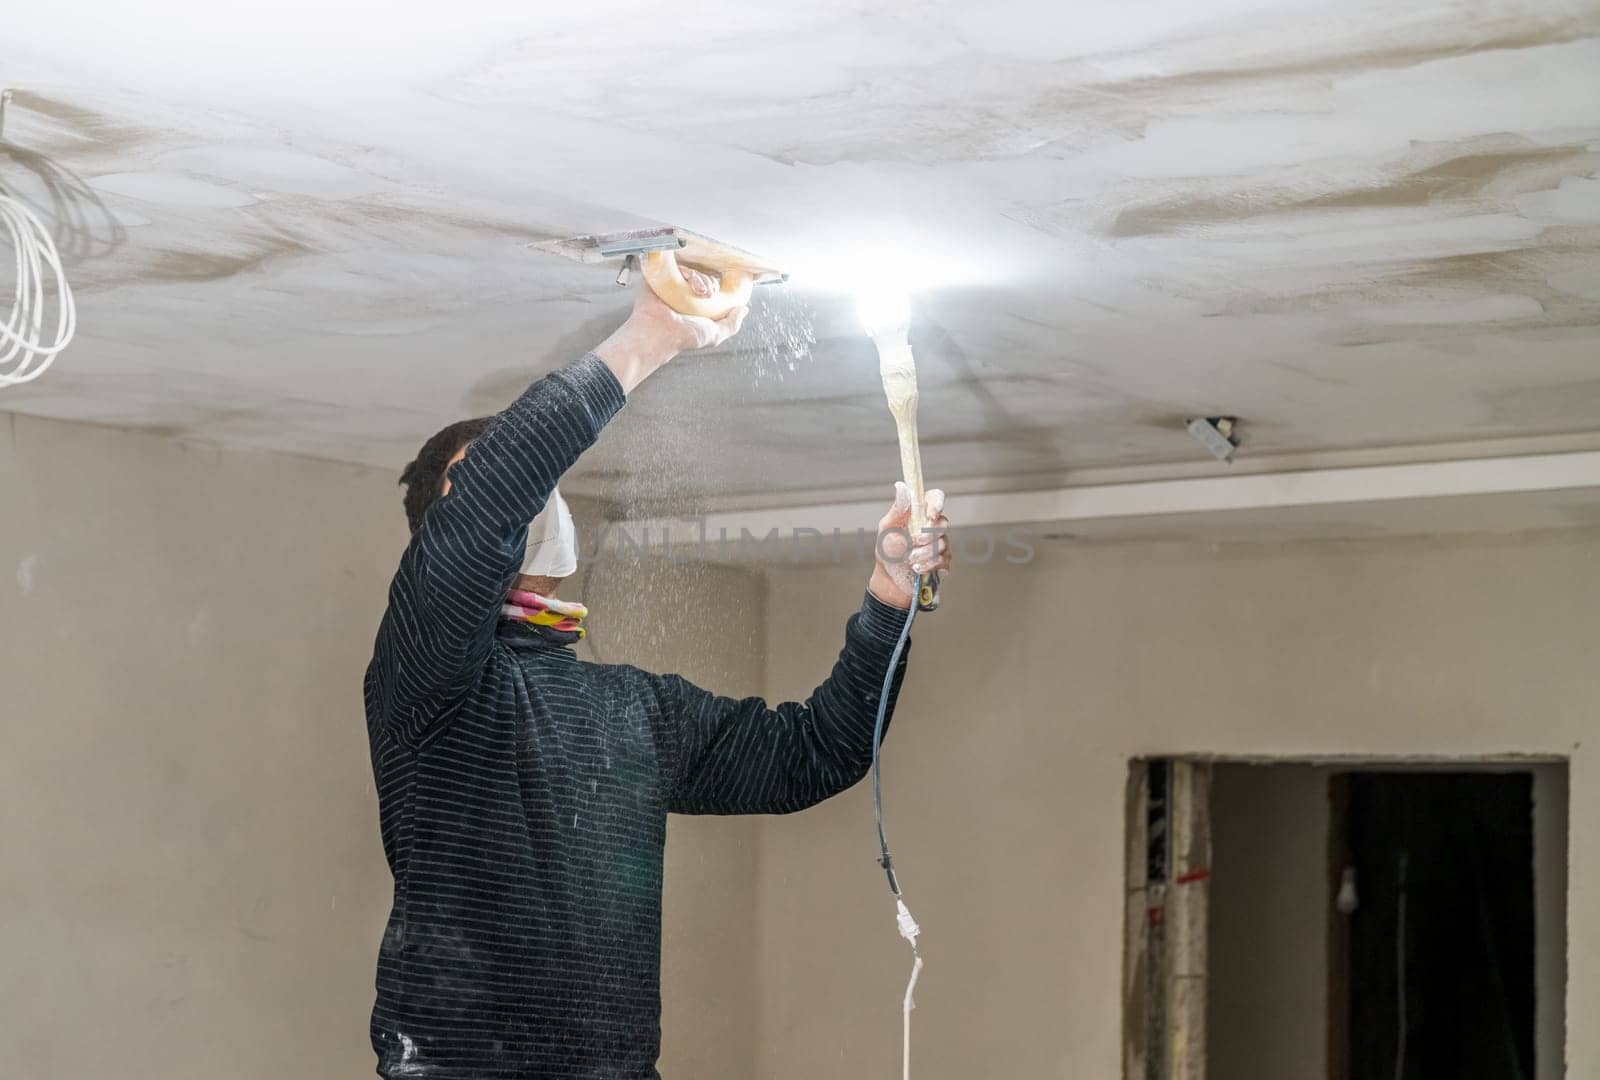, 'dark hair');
399,416,492,532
